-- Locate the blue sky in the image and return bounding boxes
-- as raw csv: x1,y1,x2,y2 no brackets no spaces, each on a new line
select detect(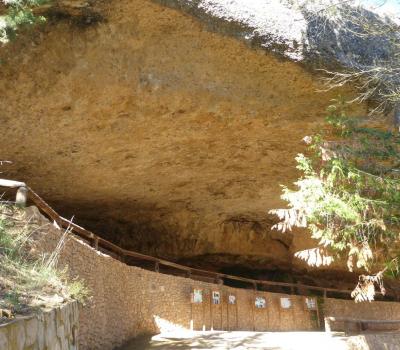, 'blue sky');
361,0,400,17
